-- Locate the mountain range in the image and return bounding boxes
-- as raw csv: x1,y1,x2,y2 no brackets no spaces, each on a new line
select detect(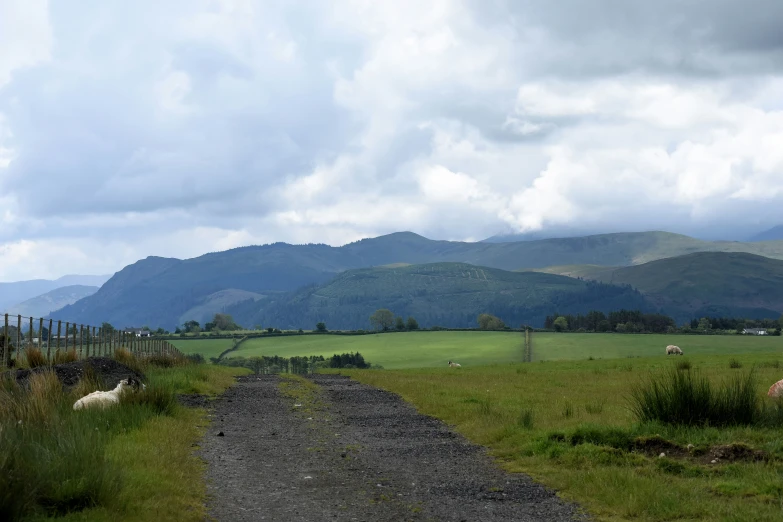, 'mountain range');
44,230,783,330
5,285,99,319
0,275,110,313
